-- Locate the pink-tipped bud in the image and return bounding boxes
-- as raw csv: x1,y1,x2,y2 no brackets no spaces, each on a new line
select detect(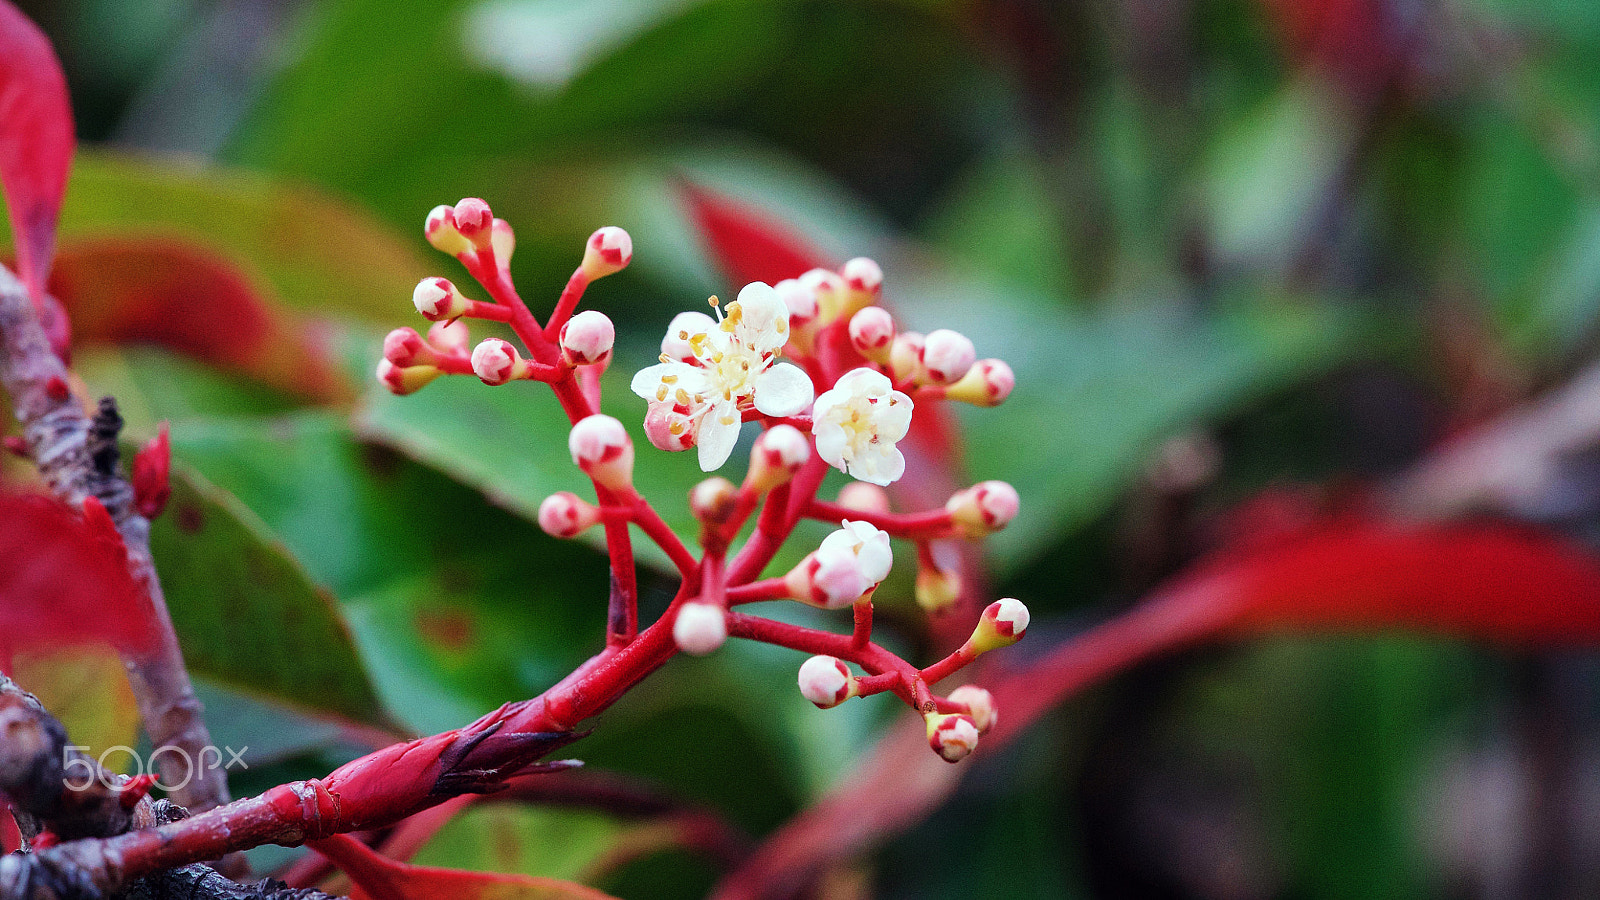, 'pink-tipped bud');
837,482,891,514
569,414,635,491
925,712,980,763
920,329,977,384
383,327,438,368
132,424,172,520
889,331,926,382
945,480,1020,539
471,338,530,386
425,205,473,256
839,257,883,318
799,268,848,322
427,319,471,355
377,359,443,395
452,198,494,250
916,563,962,613
848,307,895,363
673,602,727,656
774,278,819,326
969,598,1029,653
947,685,997,732
559,310,615,366
581,226,633,279
944,358,1014,407
797,655,857,709
746,424,810,493
537,491,601,539
413,277,469,322
784,521,892,609
689,476,738,526
643,400,698,452
491,218,516,266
